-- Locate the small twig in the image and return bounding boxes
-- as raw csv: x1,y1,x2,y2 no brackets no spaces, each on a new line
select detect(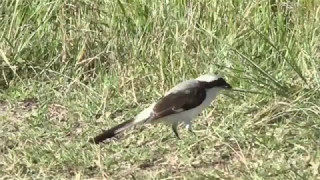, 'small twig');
230,88,271,96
